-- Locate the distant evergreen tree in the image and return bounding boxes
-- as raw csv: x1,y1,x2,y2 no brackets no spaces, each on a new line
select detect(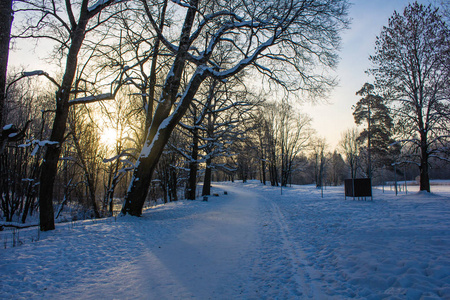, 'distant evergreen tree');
353,83,397,176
